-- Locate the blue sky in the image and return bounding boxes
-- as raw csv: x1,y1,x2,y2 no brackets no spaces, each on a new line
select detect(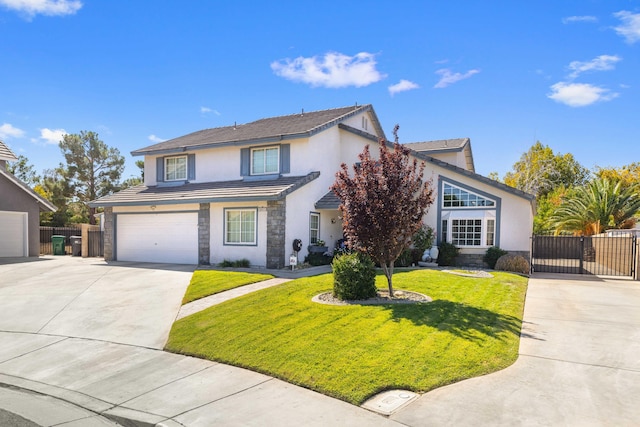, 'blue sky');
1,1,639,183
